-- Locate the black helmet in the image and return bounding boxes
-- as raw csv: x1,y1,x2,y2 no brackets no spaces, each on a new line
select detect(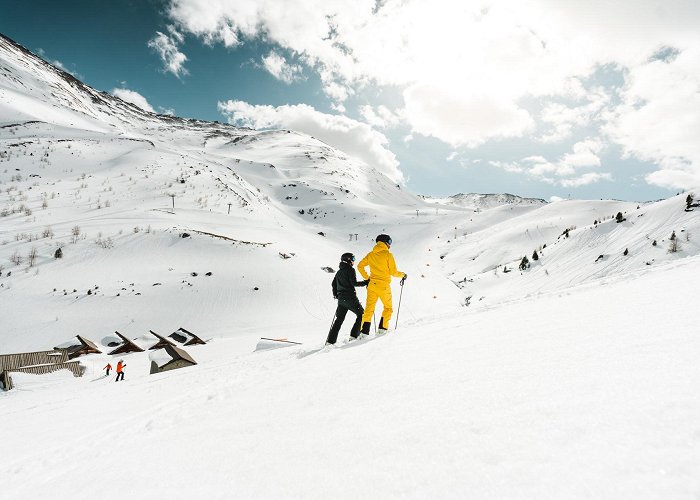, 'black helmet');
341,252,355,263
376,234,392,245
